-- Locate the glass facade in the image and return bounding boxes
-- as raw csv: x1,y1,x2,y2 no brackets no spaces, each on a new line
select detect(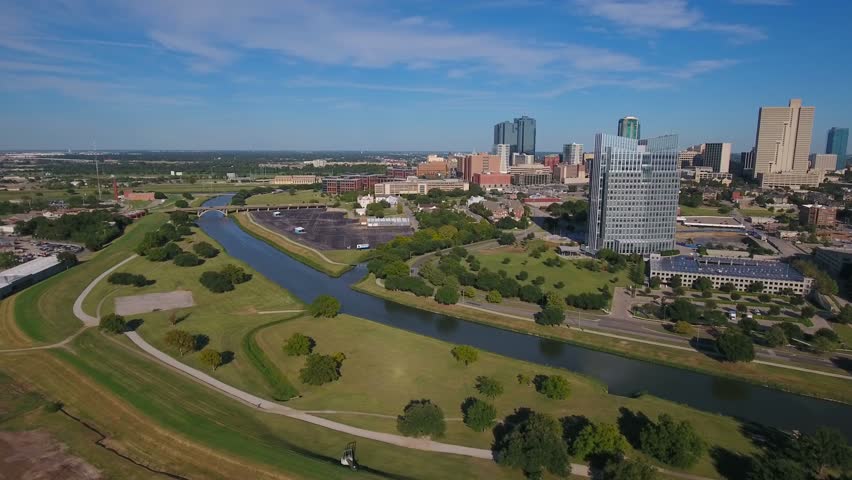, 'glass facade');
587,134,679,255
617,117,640,140
514,116,536,155
826,127,849,170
